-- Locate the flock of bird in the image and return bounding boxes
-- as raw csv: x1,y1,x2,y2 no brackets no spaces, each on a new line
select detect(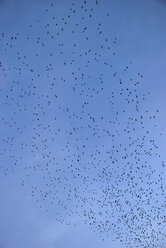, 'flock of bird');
0,1,166,247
